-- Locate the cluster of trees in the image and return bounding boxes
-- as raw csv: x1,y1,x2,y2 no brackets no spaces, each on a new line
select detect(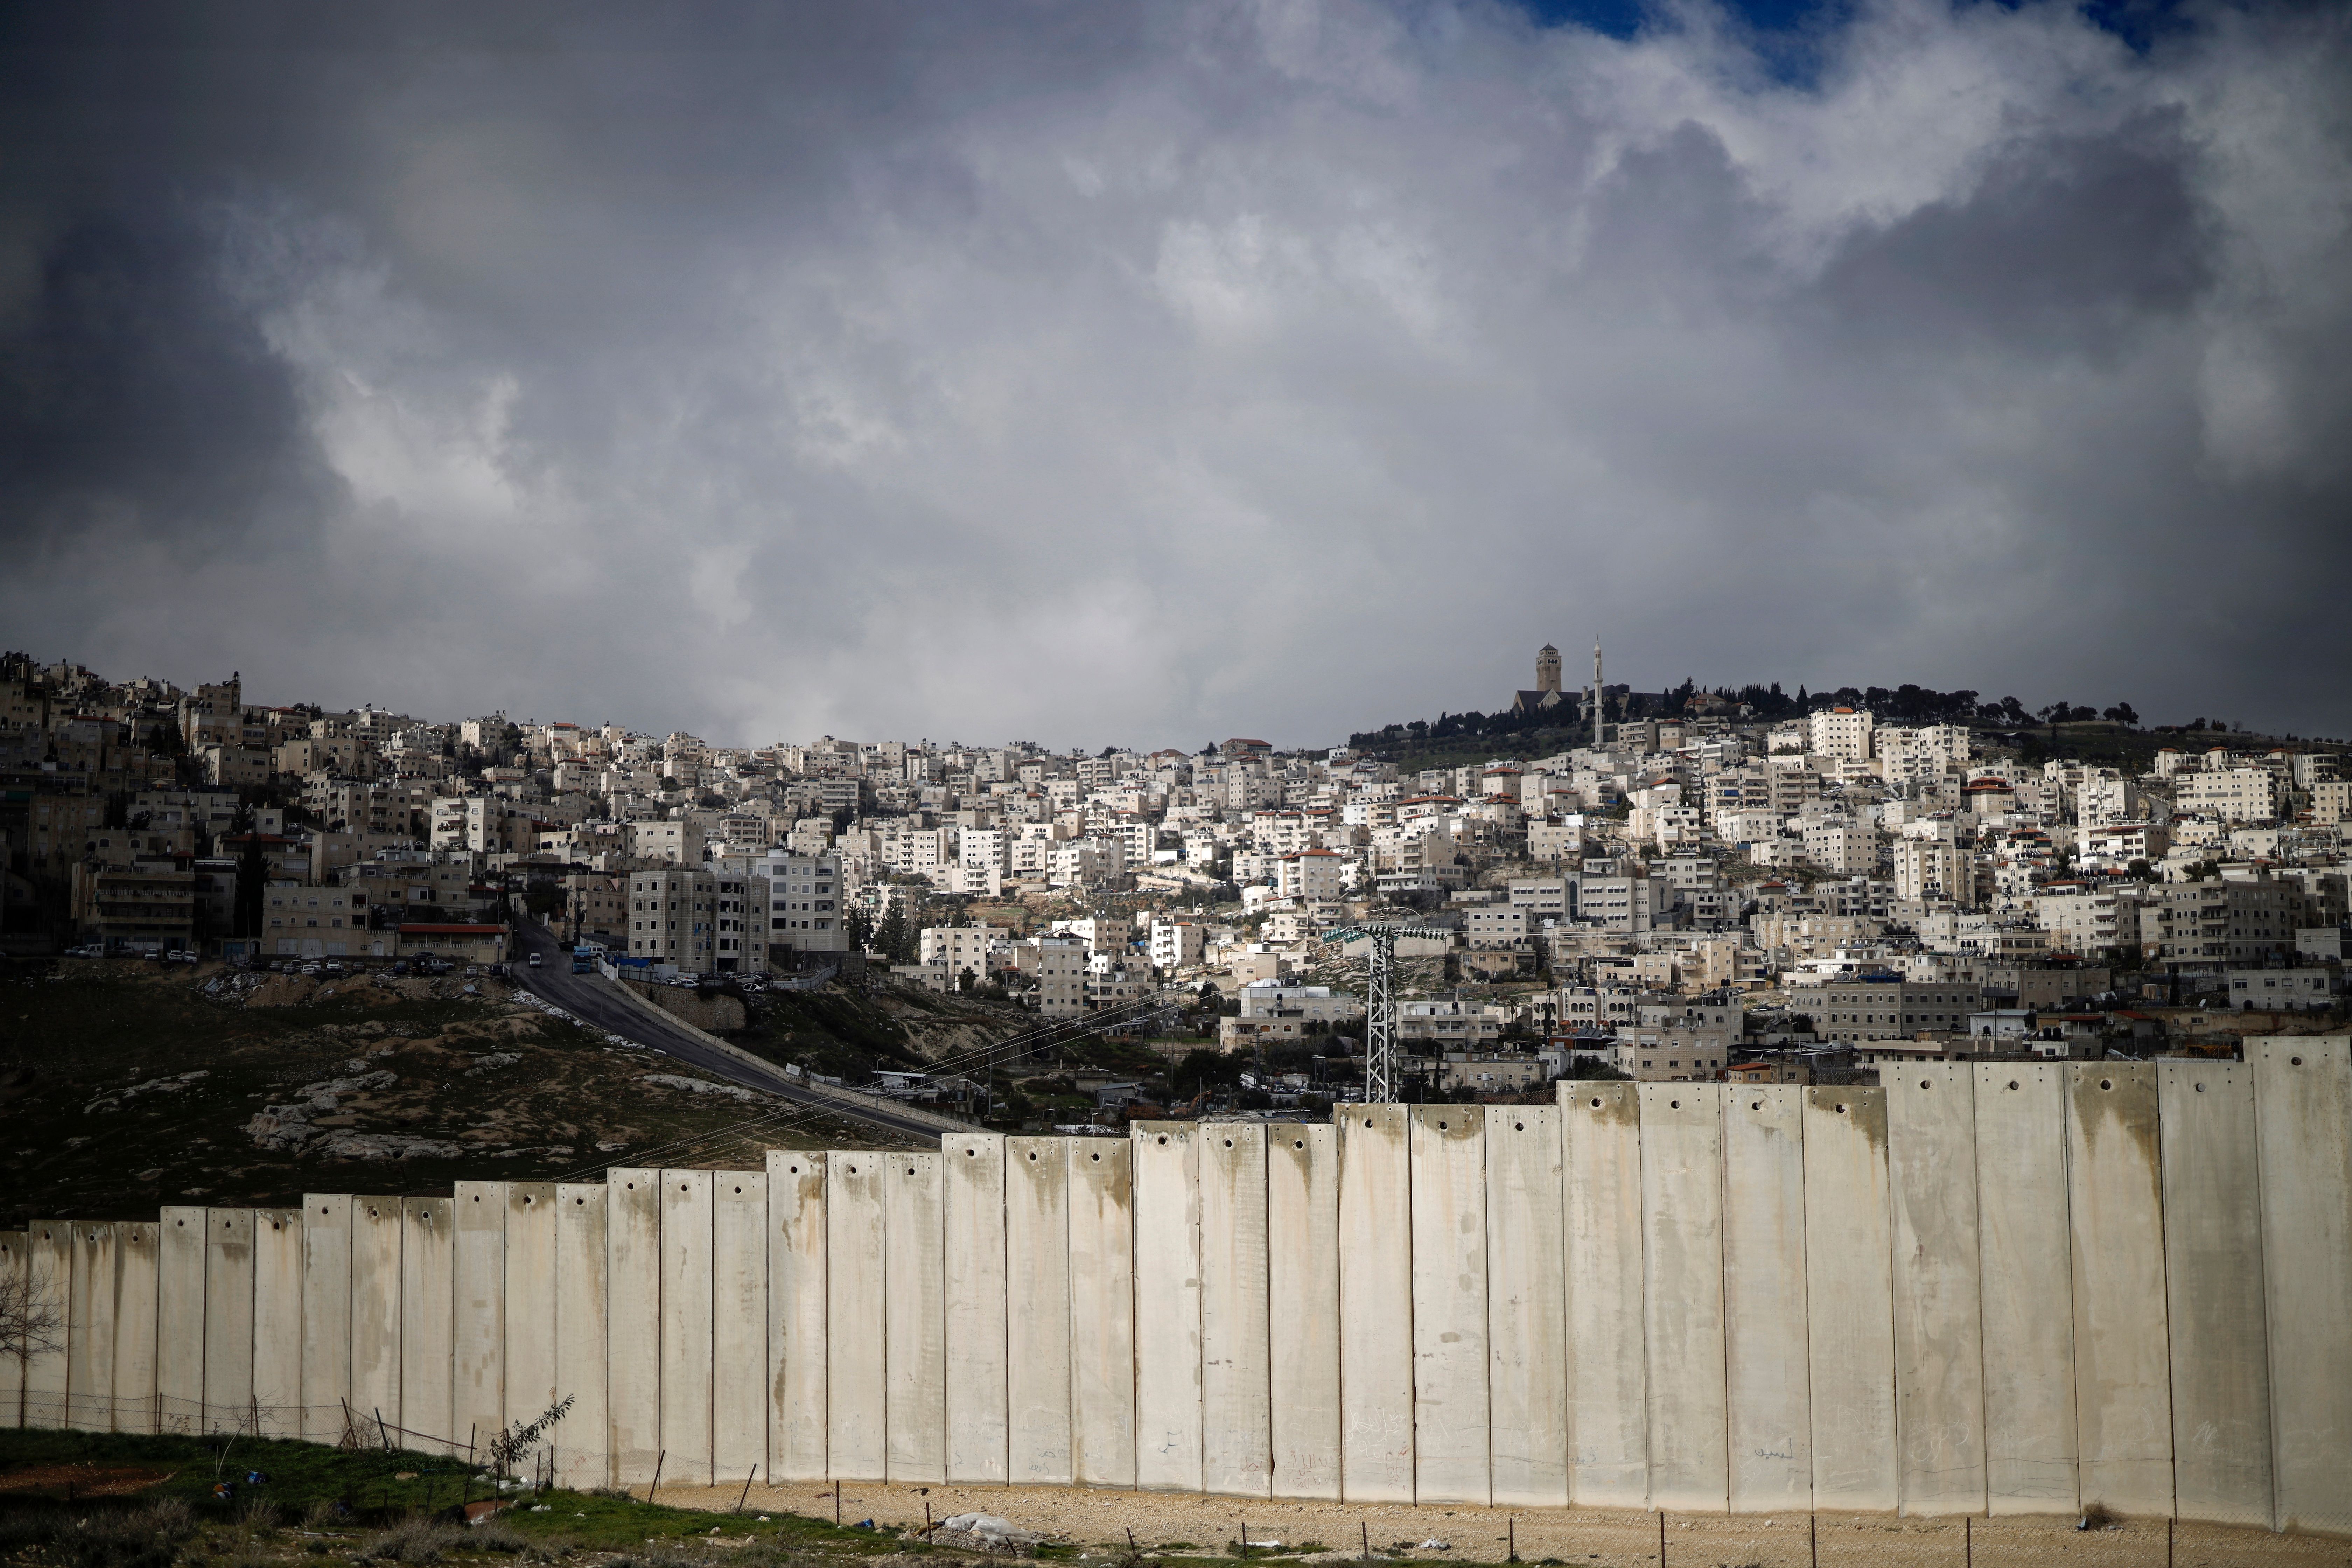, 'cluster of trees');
1349,679,2148,754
